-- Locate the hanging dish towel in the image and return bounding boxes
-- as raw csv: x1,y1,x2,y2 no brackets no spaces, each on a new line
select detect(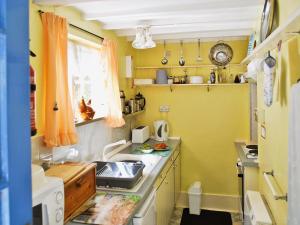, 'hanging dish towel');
263,61,276,107
288,83,300,225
